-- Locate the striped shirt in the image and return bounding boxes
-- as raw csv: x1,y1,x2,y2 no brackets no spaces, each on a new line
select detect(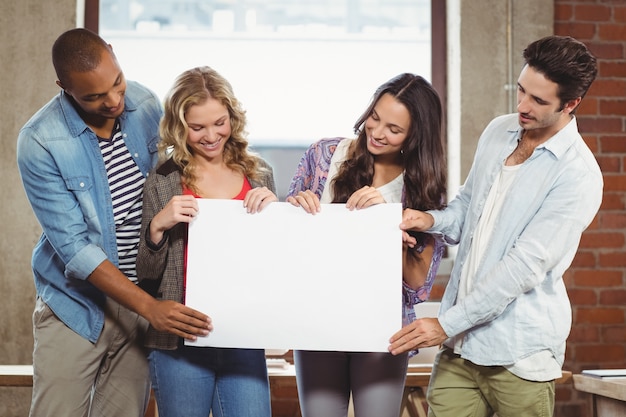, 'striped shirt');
98,120,145,282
